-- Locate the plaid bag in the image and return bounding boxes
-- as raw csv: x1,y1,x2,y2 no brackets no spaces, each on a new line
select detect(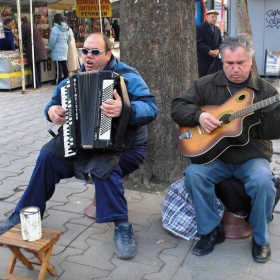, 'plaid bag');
162,178,224,241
